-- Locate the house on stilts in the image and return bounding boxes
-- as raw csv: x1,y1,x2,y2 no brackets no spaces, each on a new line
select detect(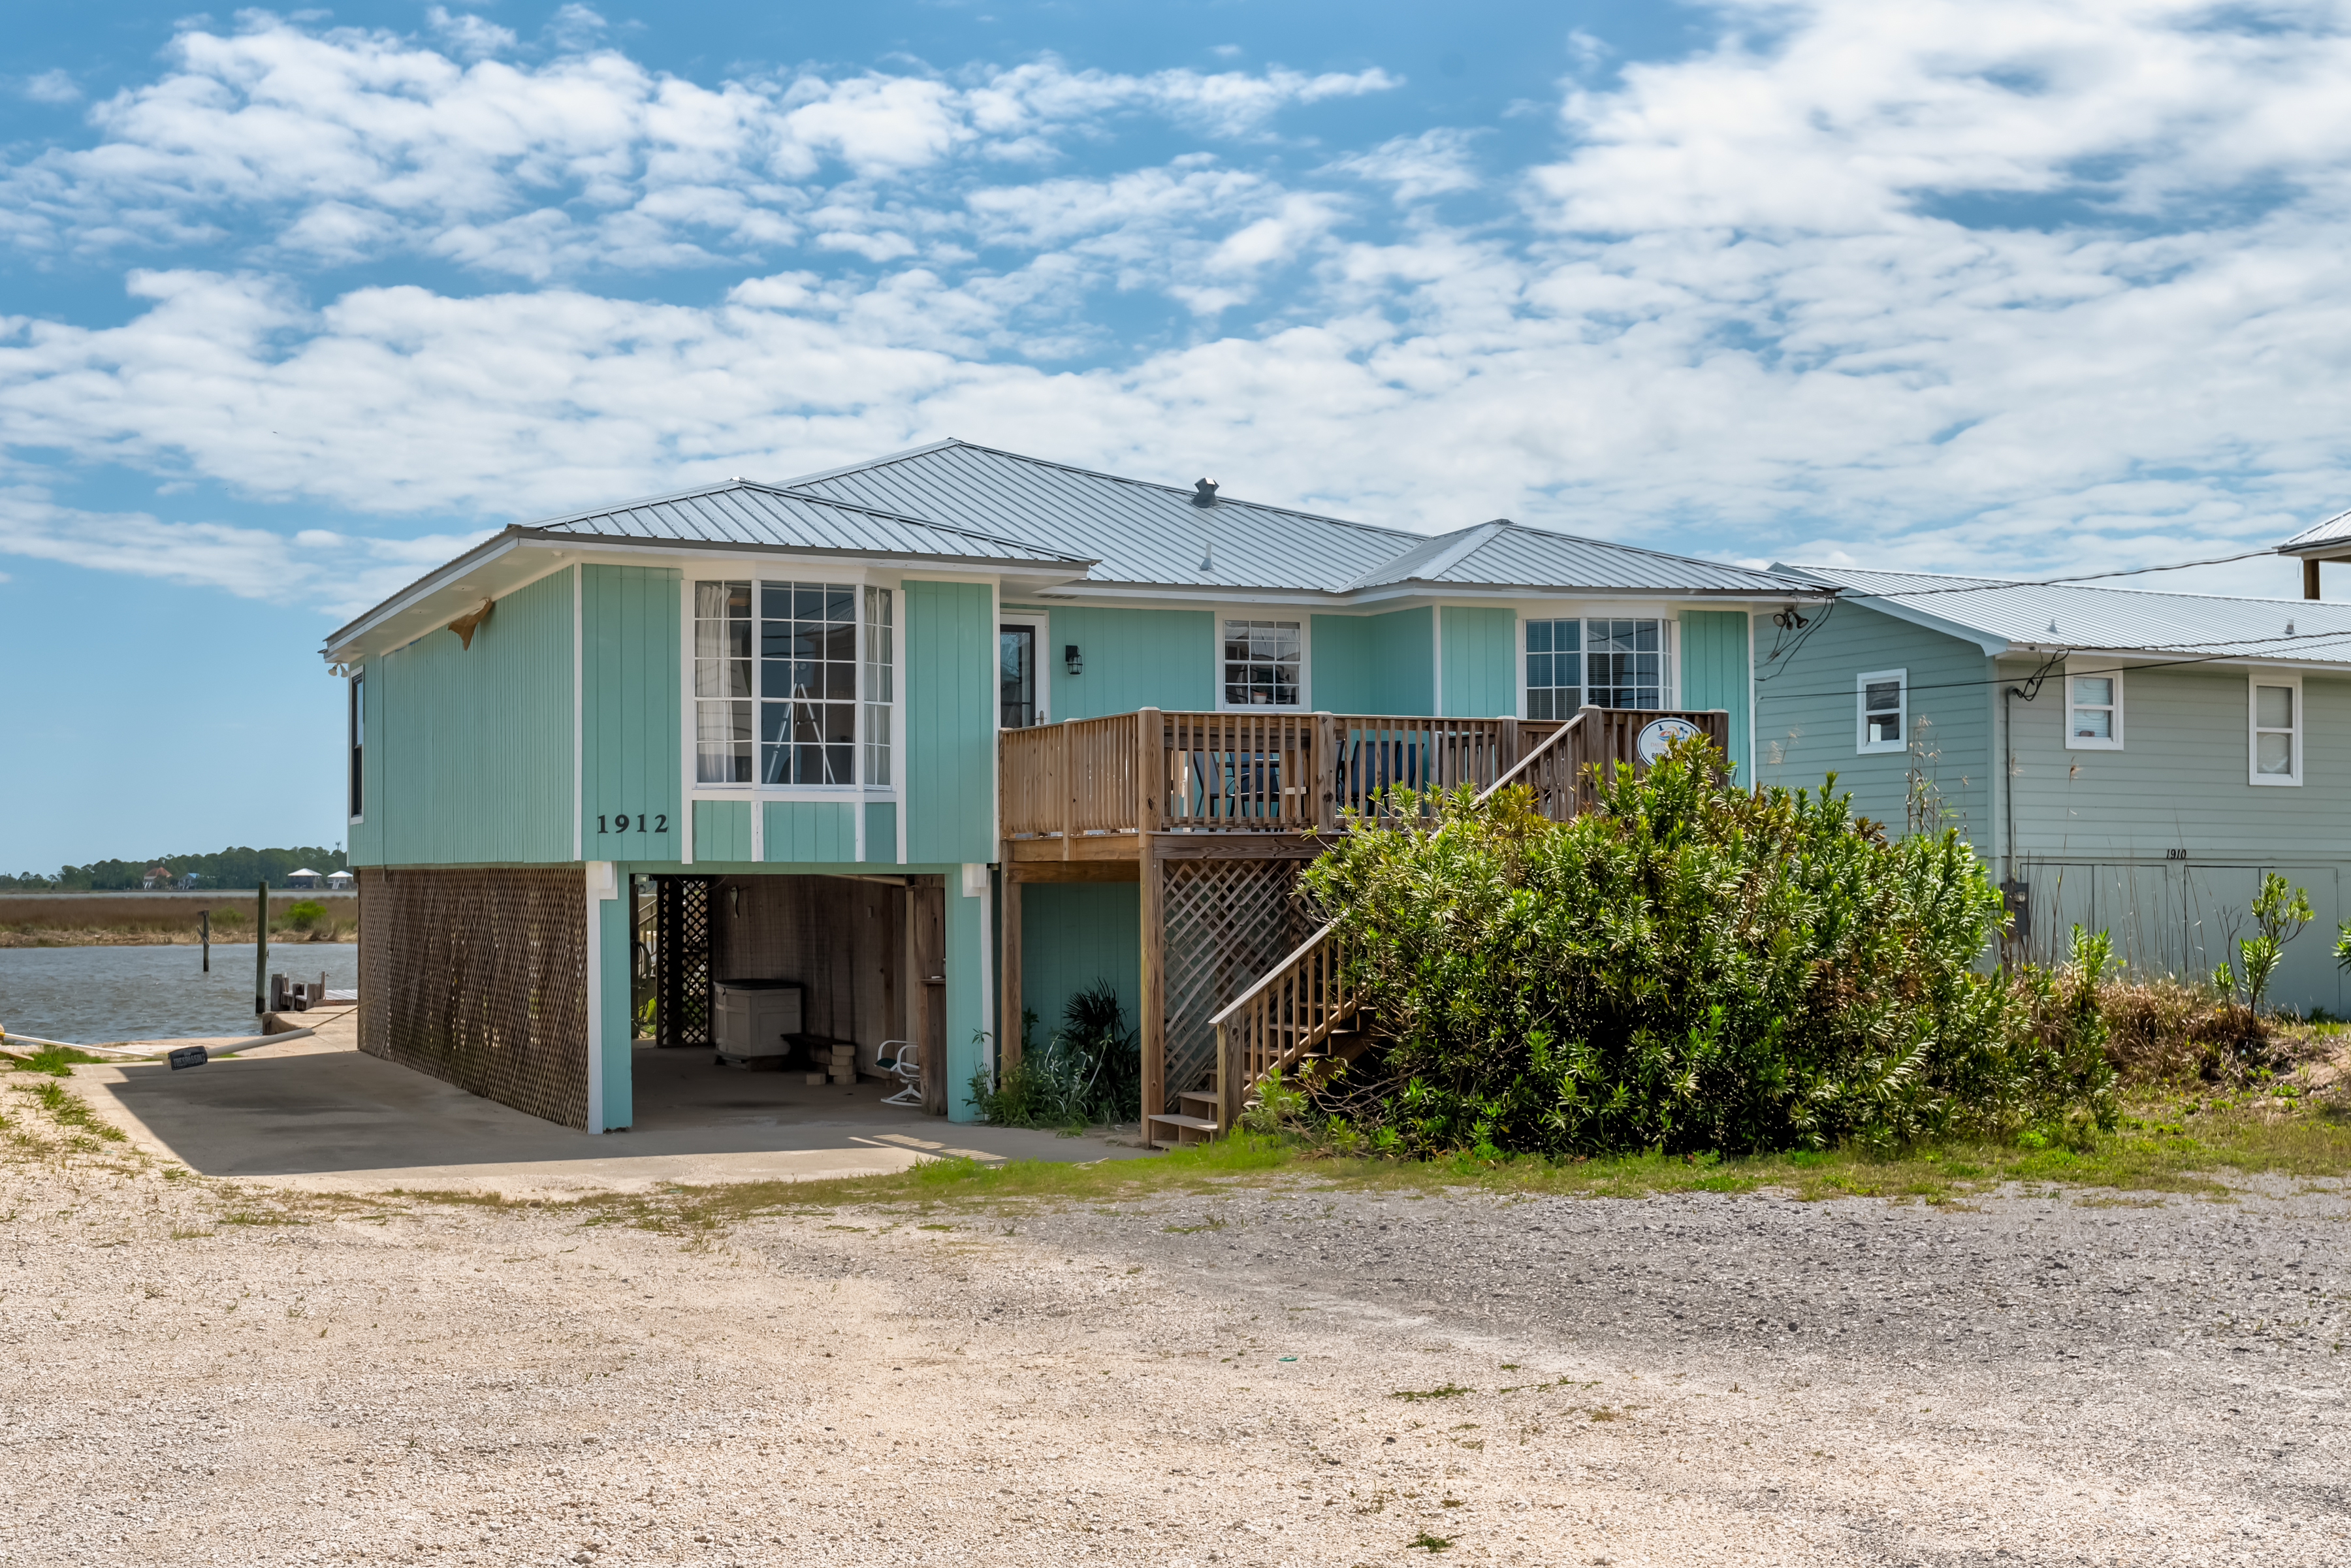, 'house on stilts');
325,440,1828,1142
